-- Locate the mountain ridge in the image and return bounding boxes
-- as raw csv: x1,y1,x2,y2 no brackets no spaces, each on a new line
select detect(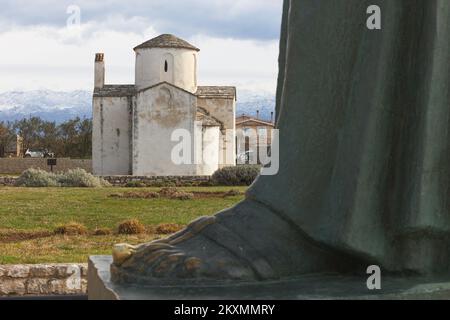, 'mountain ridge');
0,89,275,123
